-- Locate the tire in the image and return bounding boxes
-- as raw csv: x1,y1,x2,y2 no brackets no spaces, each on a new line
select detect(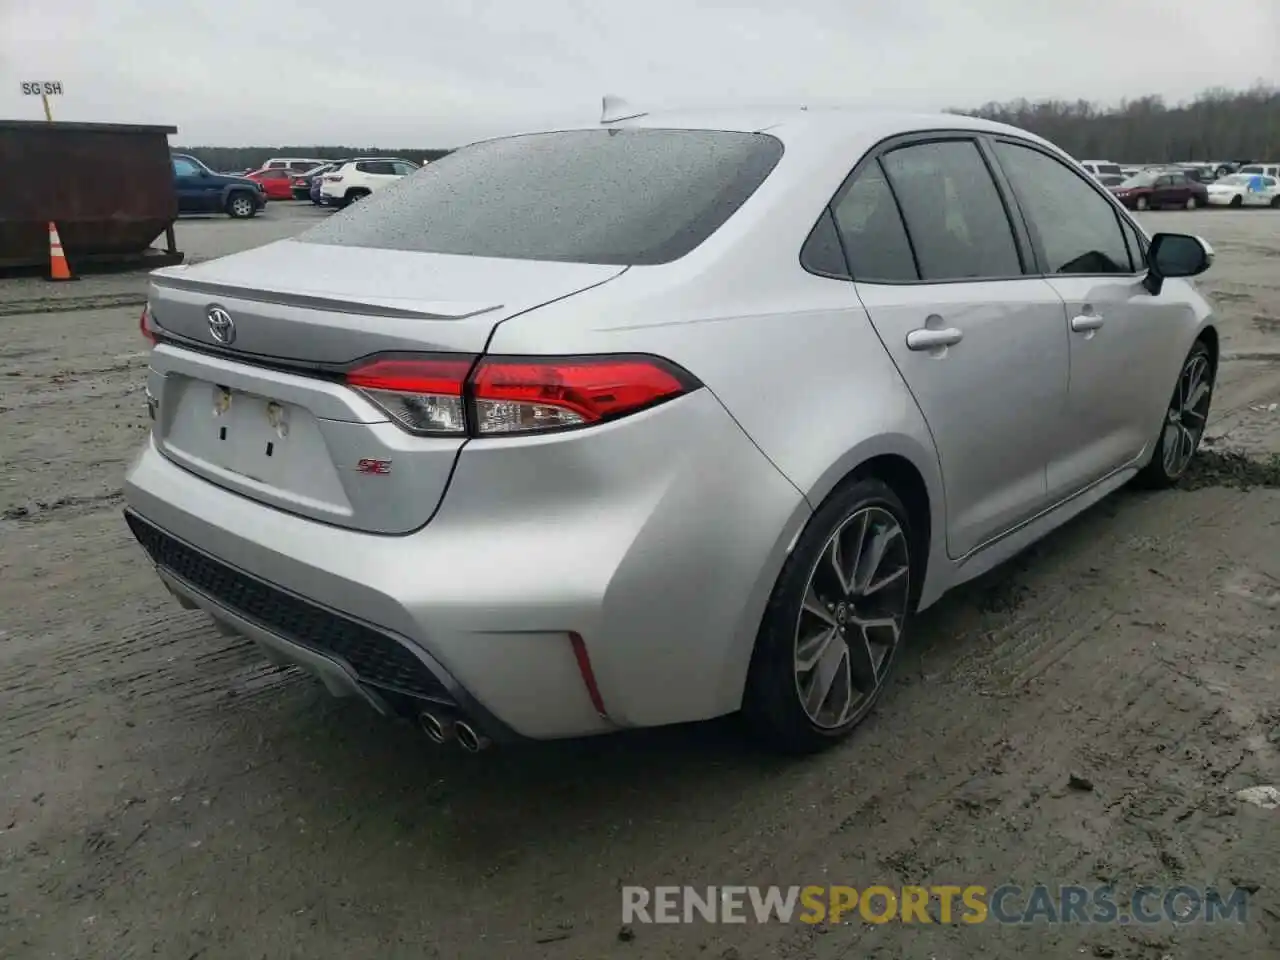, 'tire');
743,477,916,754
1185,195,1198,210
226,192,257,219
344,189,370,205
1270,196,1280,209
1135,196,1150,211
1230,195,1243,208
1134,340,1214,489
